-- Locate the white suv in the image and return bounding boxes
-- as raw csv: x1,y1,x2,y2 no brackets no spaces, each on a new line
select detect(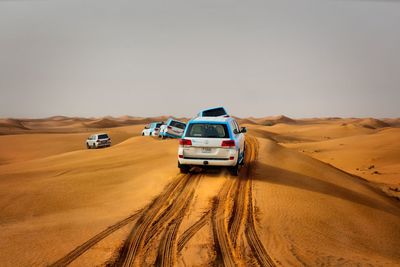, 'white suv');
141,122,163,136
177,116,246,175
86,133,111,149
159,118,186,139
